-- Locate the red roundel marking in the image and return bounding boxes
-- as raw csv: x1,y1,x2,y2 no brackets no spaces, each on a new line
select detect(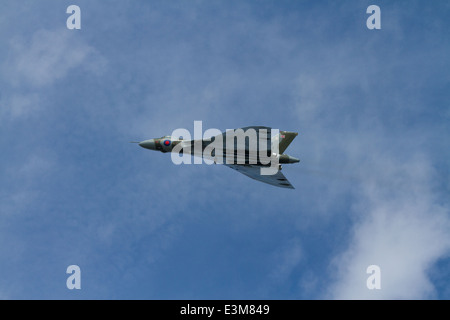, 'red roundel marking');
164,140,171,146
